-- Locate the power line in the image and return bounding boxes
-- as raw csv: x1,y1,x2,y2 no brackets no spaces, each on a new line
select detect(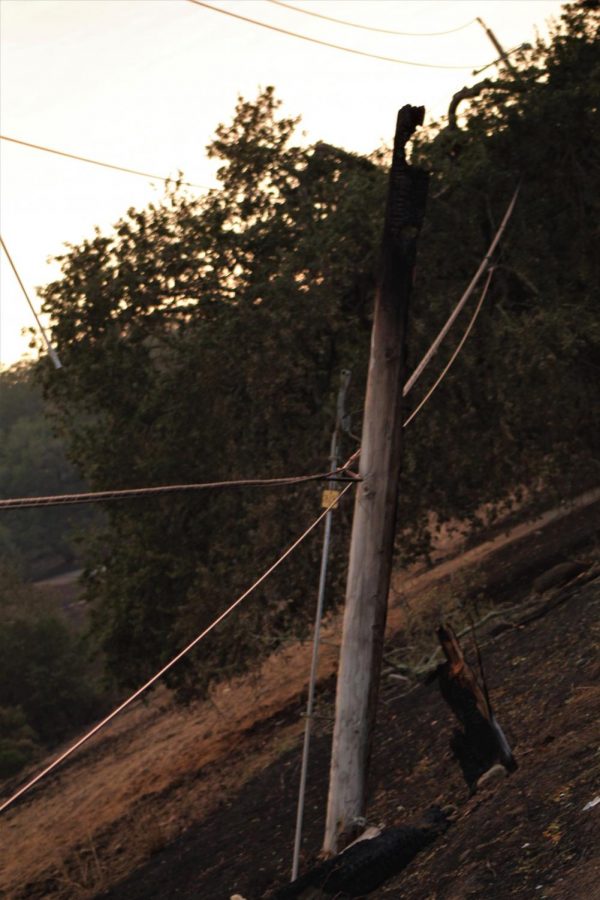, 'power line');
0,135,213,191
266,0,475,38
341,267,493,474
341,193,518,472
0,483,354,814
1,188,519,509
472,43,527,76
403,267,495,428
0,235,62,370
188,0,482,70
0,469,358,511
403,184,521,396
